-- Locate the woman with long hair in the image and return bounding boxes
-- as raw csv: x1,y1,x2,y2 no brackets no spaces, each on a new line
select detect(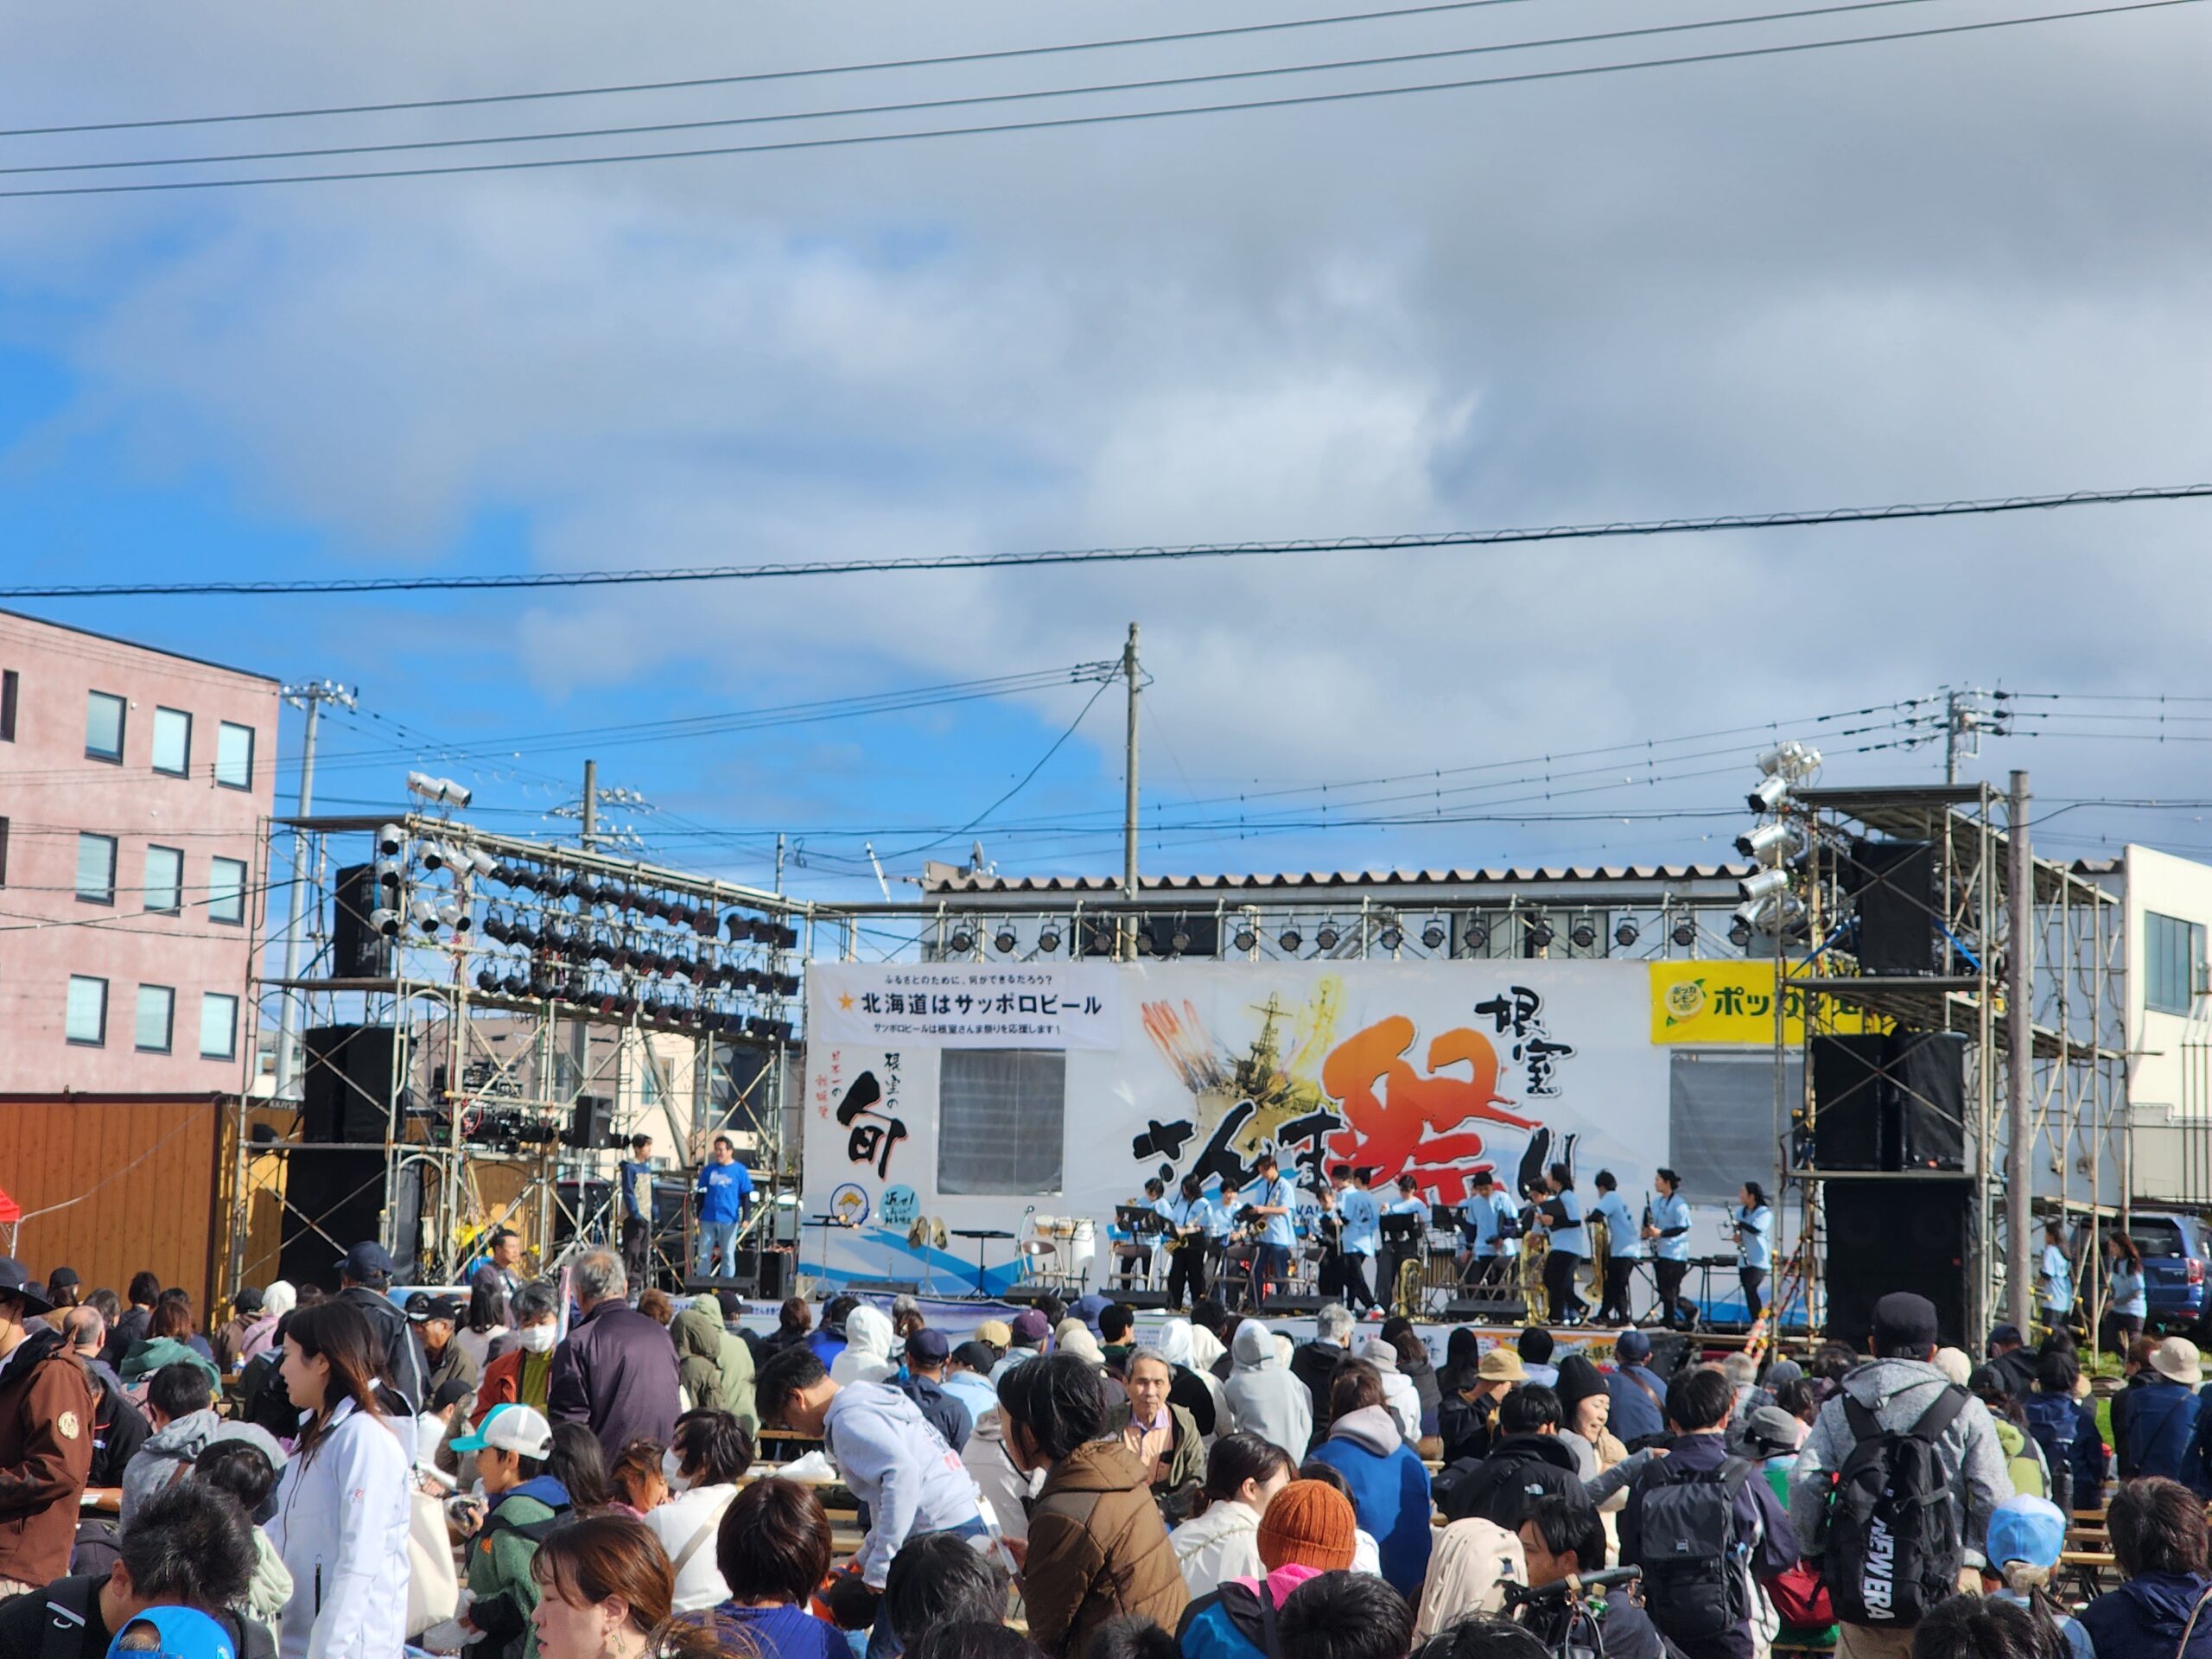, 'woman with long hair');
266,1300,411,1659
1735,1181,1774,1325
456,1280,511,1374
2106,1231,2148,1351
761,1297,814,1357
530,1513,677,1659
